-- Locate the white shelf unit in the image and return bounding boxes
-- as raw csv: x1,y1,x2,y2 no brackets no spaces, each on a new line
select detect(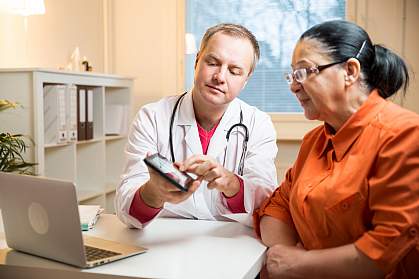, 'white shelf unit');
0,68,133,213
